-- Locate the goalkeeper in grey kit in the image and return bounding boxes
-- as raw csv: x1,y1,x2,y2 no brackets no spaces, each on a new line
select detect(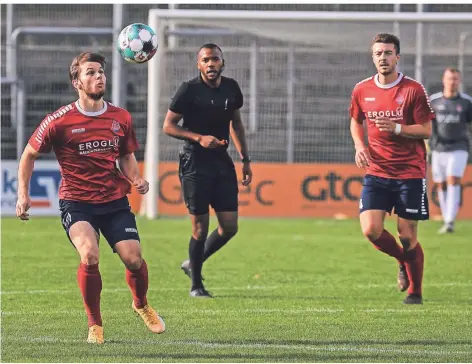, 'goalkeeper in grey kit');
429,67,472,234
